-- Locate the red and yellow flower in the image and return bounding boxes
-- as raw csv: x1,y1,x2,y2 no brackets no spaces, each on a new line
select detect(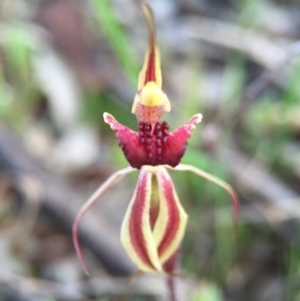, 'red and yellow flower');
73,3,238,277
